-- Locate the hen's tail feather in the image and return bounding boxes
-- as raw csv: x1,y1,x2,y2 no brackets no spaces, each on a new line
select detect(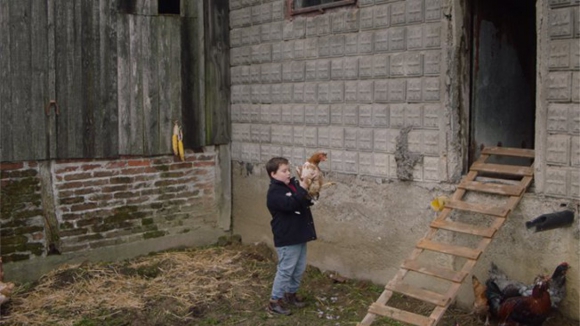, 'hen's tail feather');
485,279,503,317
489,262,507,281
